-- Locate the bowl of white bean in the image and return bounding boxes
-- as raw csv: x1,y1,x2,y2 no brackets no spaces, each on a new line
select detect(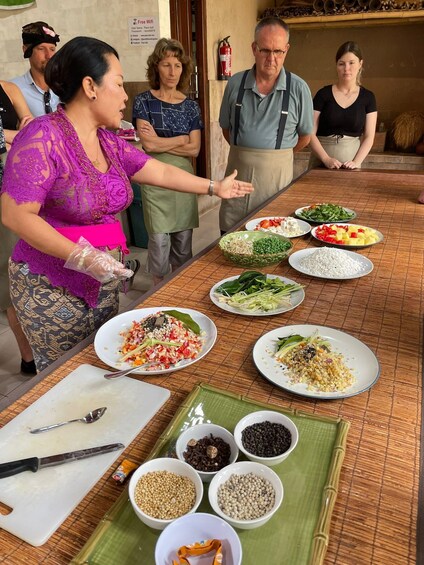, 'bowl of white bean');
129,457,204,530
208,461,284,530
